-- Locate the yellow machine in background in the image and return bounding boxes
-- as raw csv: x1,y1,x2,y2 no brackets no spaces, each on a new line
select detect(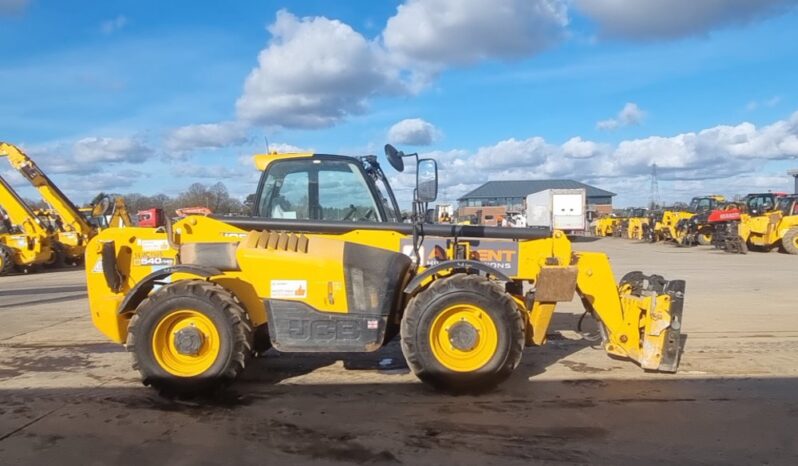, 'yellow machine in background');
81,194,134,229
733,195,798,254
650,196,724,243
594,216,620,237
1,142,97,264
625,209,650,240
85,146,686,396
0,174,58,275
